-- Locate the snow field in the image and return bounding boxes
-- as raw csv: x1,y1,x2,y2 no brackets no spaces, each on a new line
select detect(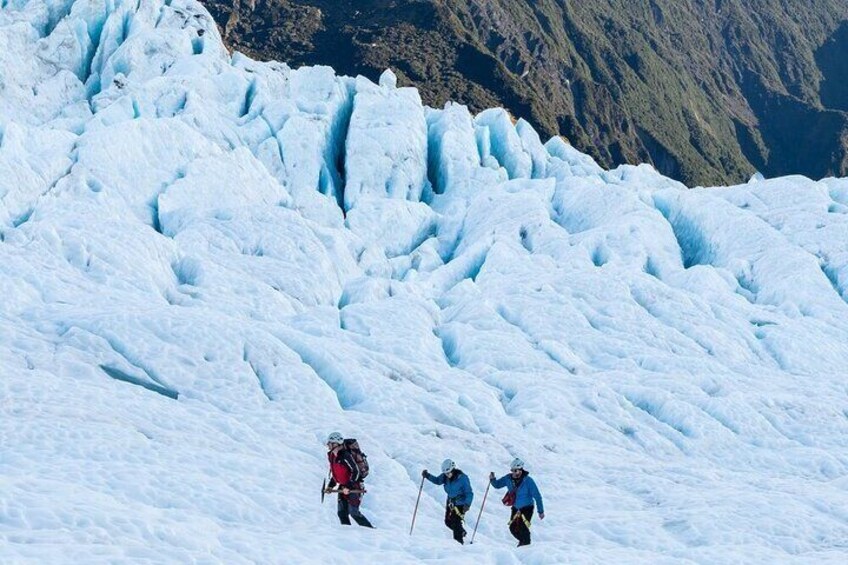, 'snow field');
2,0,848,562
